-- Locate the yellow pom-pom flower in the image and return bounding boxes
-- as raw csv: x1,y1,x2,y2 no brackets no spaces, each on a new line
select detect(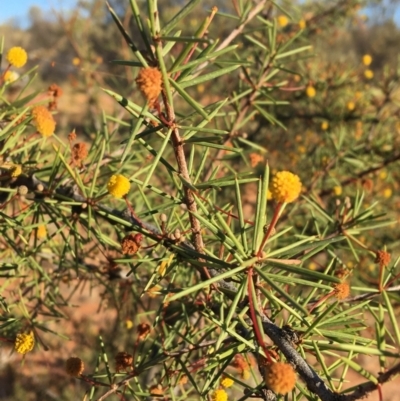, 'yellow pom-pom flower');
37,224,47,238
347,101,355,111
270,171,302,203
264,362,296,395
31,106,56,137
321,121,329,130
15,331,35,354
362,54,372,66
364,69,374,79
221,377,234,388
298,19,306,29
383,188,392,198
277,15,289,28
6,47,28,68
65,357,85,376
211,389,228,401
11,165,22,177
107,174,131,198
305,85,316,98
333,186,342,196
